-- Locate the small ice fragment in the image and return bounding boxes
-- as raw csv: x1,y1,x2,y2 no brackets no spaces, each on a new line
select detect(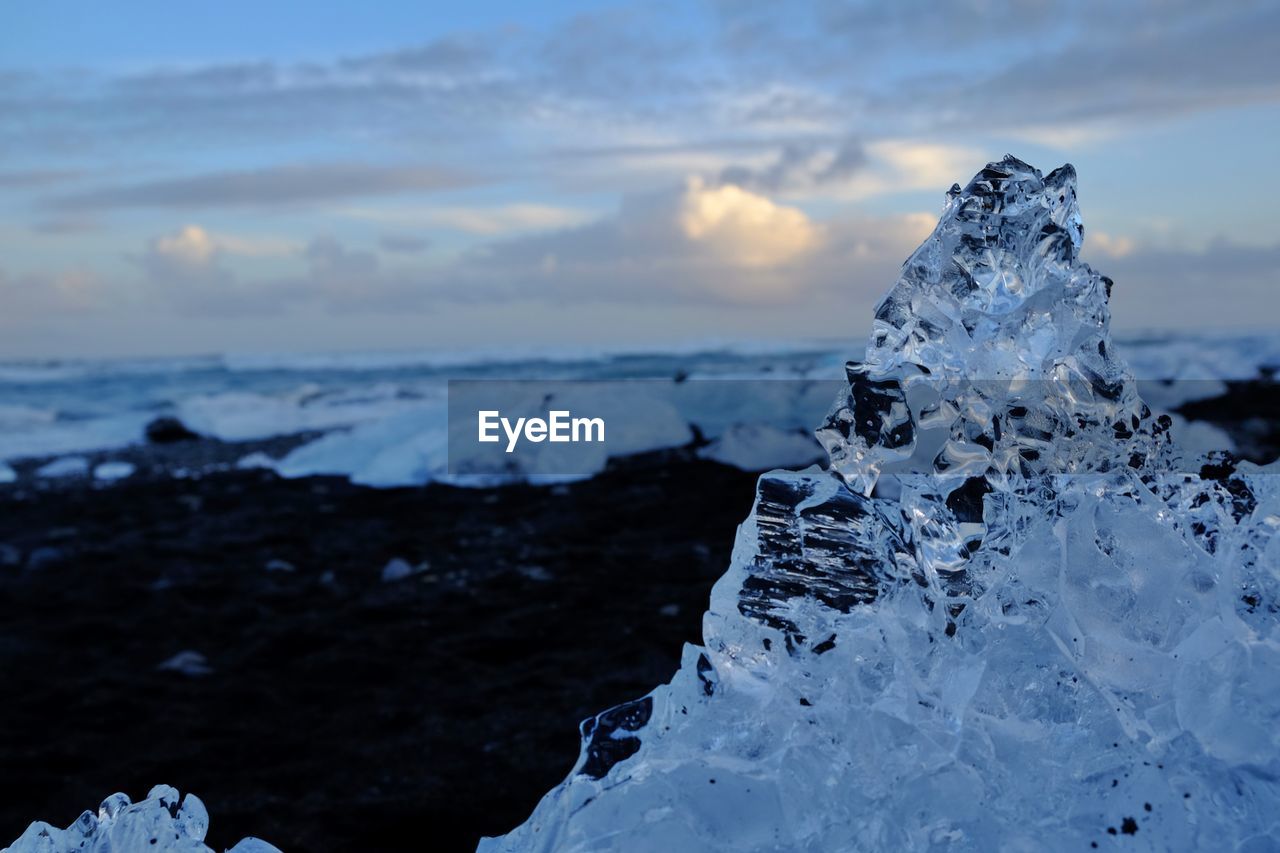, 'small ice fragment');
237,451,276,470
264,558,296,572
698,424,824,471
0,462,16,484
381,557,415,582
659,603,680,617
157,650,212,677
34,456,89,478
25,546,65,570
517,565,552,582
93,461,135,482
